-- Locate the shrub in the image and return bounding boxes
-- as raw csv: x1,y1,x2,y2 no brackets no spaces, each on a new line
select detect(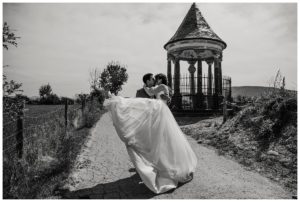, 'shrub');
60,97,74,105
90,88,106,109
3,96,25,122
75,93,89,105
228,86,297,152
39,94,61,105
